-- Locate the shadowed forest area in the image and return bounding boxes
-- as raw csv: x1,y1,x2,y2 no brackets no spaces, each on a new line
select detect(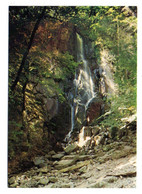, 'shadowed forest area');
8,6,137,188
